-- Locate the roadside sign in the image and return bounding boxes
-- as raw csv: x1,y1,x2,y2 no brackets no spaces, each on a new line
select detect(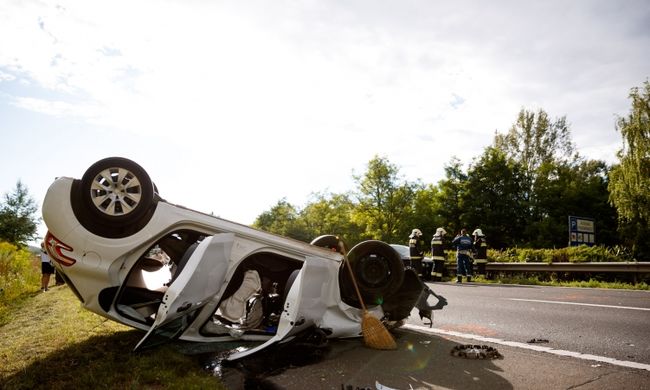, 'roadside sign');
568,216,595,246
